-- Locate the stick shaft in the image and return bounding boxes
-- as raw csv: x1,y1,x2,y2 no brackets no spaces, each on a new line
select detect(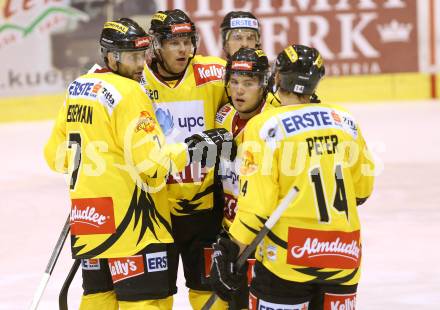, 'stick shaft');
29,215,70,310
201,186,299,310
59,259,81,310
